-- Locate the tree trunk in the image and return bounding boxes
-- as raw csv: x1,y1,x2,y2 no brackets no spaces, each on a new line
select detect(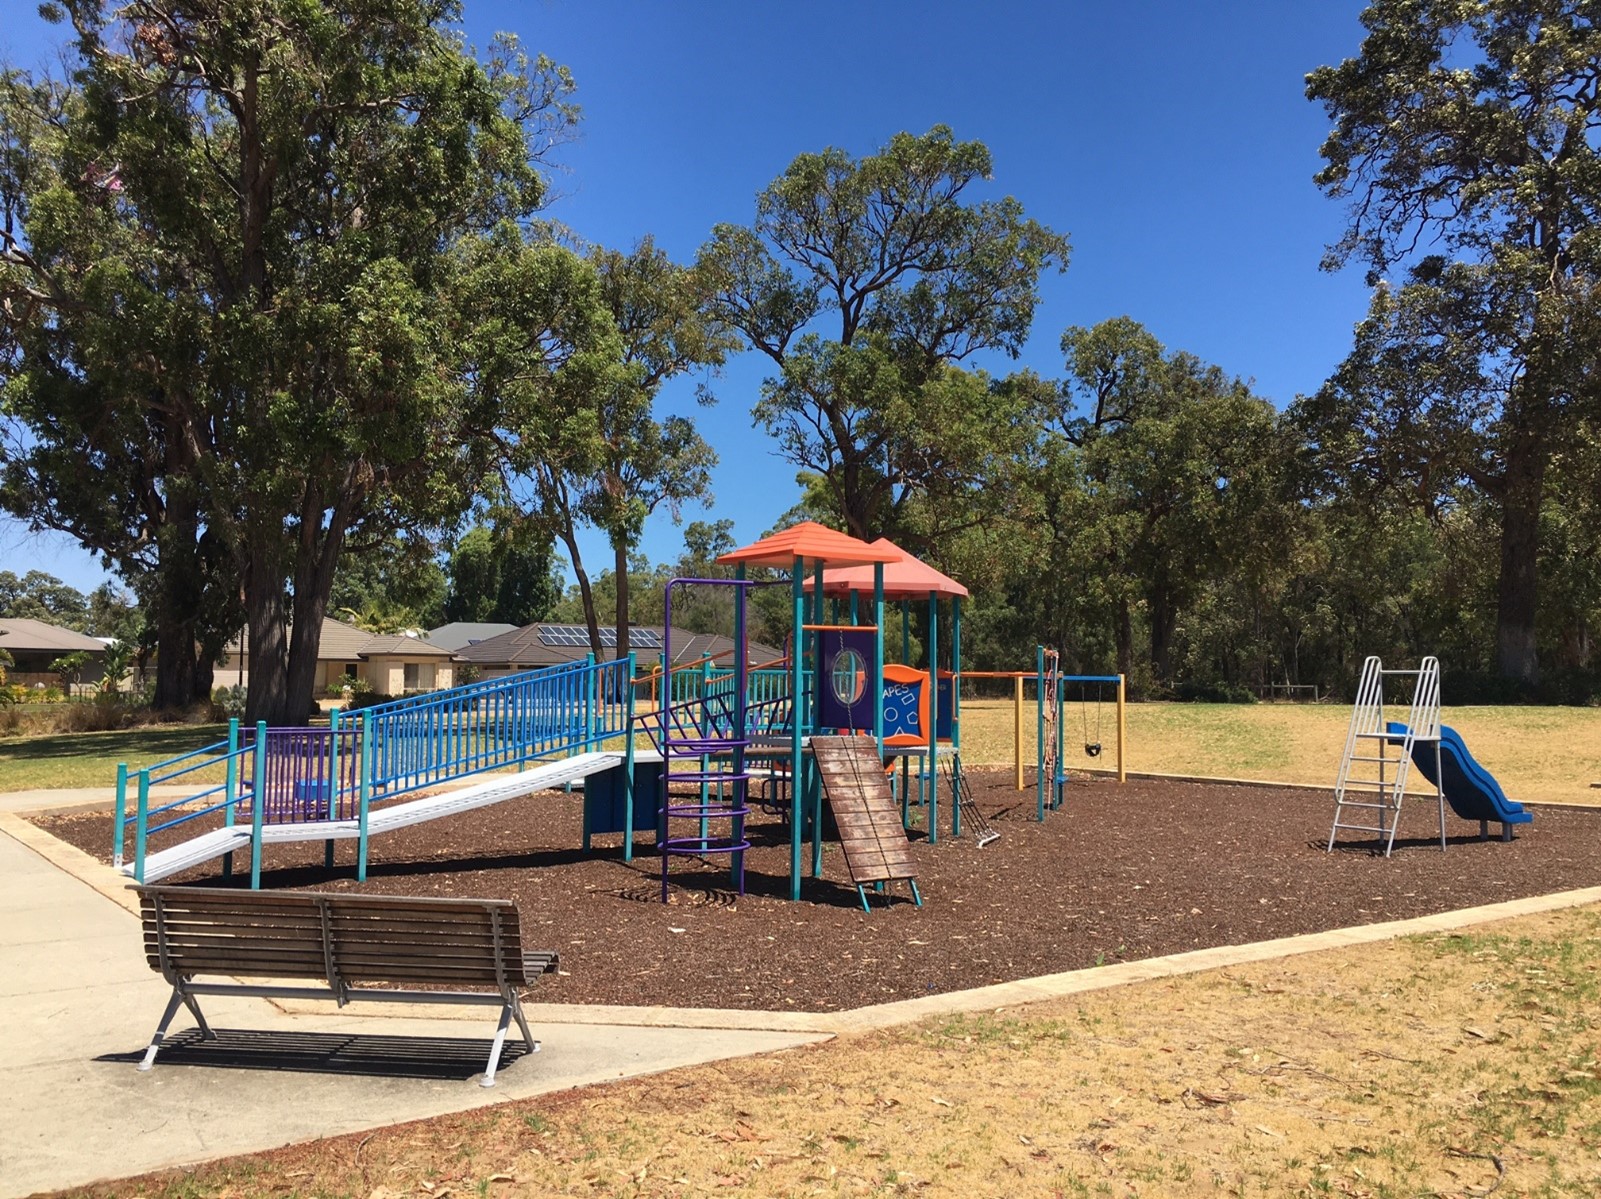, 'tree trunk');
1115,598,1133,683
556,524,602,659
1495,439,1545,684
283,536,346,721
613,537,630,661
152,611,199,711
1148,581,1177,684
242,558,289,725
